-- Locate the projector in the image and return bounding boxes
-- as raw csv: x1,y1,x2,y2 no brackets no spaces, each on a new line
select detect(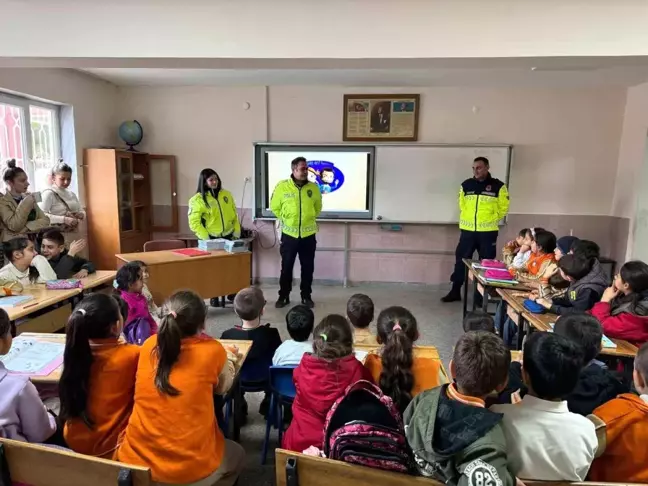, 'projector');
224,240,249,253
